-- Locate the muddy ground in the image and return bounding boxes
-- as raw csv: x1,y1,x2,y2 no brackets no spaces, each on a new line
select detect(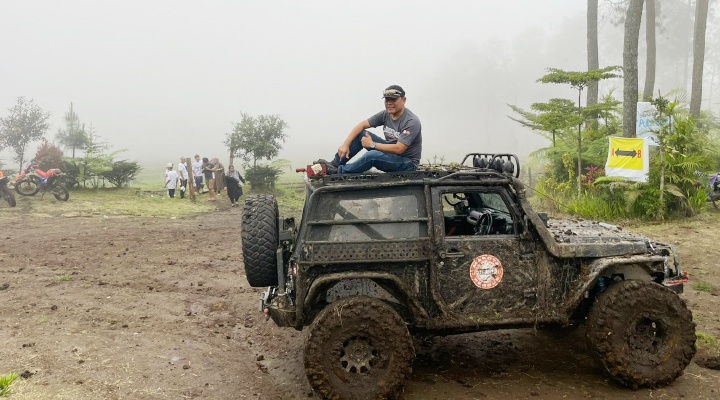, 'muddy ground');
1,202,719,400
